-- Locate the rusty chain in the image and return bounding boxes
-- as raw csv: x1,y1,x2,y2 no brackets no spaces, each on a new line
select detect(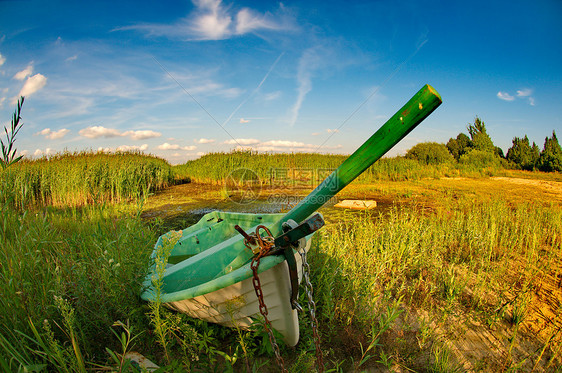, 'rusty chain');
299,247,324,373
245,224,324,373
247,225,288,373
